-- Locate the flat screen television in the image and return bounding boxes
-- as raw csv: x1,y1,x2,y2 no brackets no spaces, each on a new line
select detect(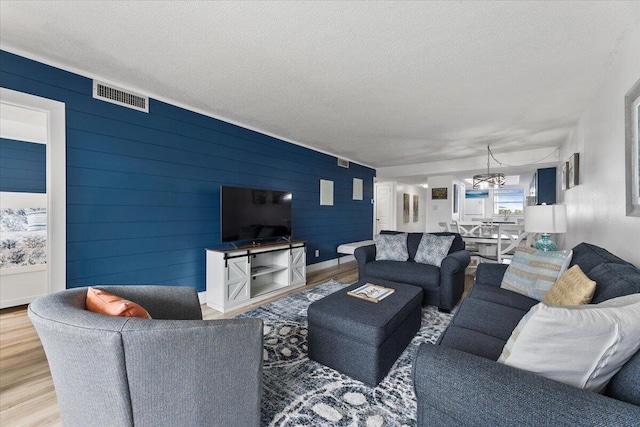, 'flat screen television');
220,185,292,243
